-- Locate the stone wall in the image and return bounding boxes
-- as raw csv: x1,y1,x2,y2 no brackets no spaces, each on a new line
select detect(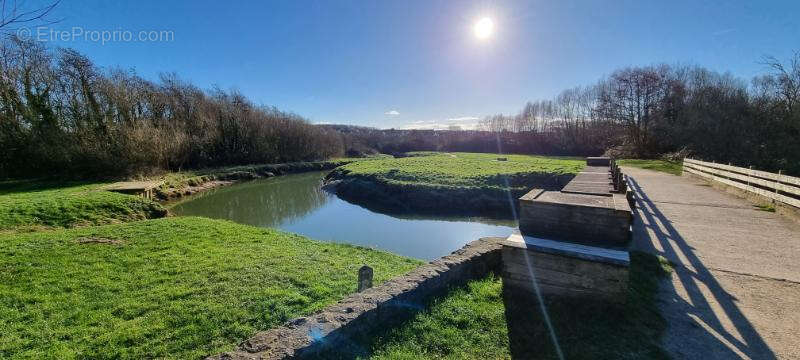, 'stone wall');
208,237,504,360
